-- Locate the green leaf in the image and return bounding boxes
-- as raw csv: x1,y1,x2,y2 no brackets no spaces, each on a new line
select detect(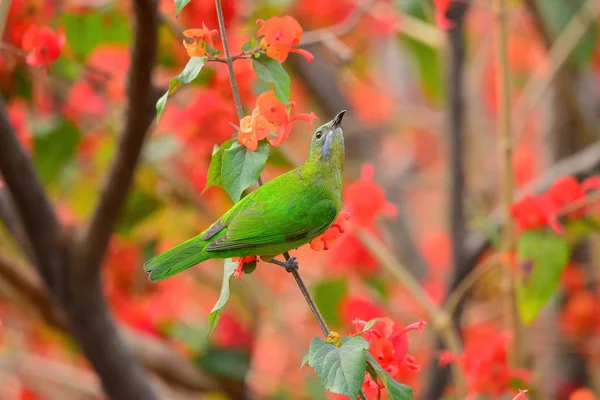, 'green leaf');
196,346,250,381
117,190,161,234
174,0,192,16
252,55,291,105
534,0,597,67
366,353,413,400
400,36,442,103
516,230,571,324
207,259,237,336
306,336,369,400
205,139,236,191
311,277,348,328
221,140,269,203
61,11,131,60
156,56,208,123
33,120,81,184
